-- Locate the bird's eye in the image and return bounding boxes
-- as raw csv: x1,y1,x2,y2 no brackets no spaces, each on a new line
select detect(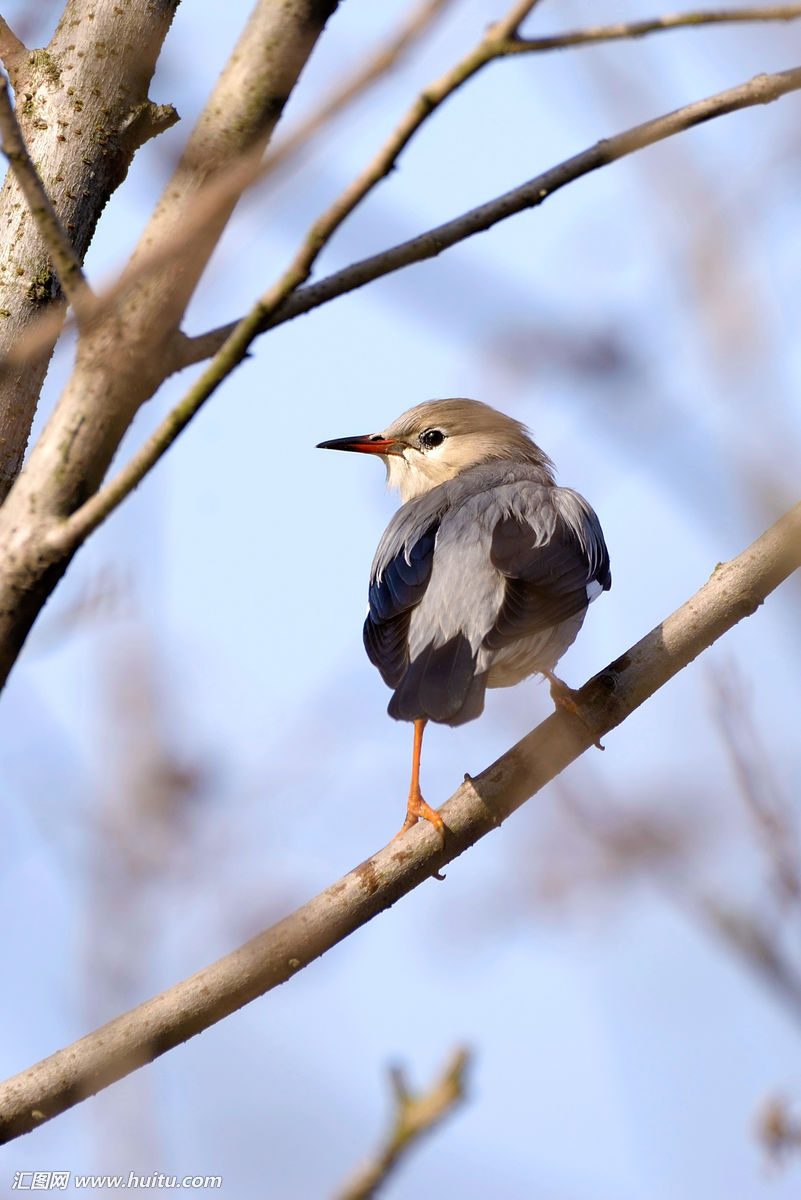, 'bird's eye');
419,429,445,451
